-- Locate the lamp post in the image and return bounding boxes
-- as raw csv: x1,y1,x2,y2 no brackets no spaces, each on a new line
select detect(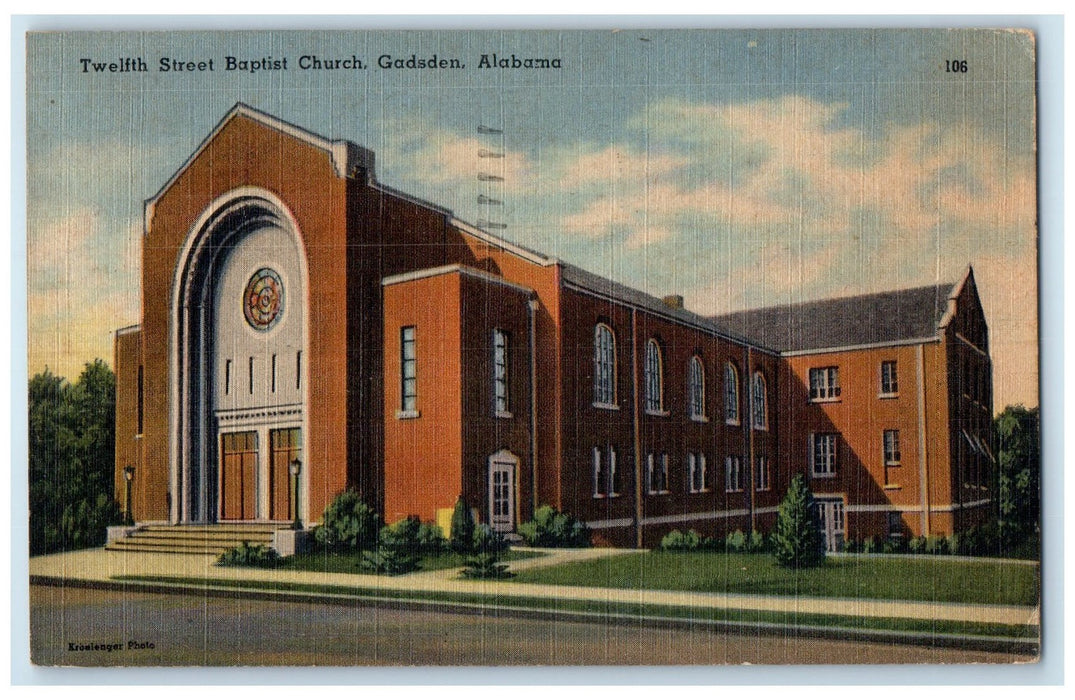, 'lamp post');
289,458,302,530
123,465,135,526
